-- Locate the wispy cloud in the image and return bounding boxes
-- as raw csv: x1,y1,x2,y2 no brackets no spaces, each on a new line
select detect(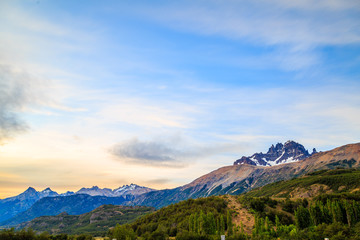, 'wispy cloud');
0,65,39,142
109,135,245,168
110,138,186,168
134,0,360,71
142,0,360,46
